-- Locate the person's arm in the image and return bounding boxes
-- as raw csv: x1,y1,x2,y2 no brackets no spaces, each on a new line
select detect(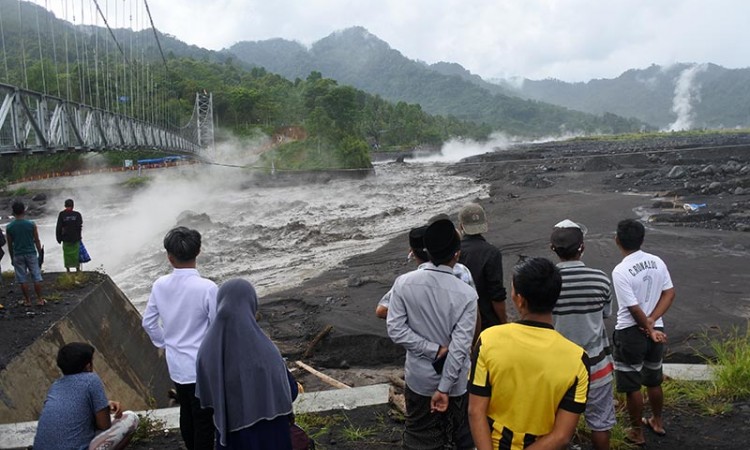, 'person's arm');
526,409,581,449
94,405,112,430
468,337,493,449
55,213,63,244
141,292,165,347
487,249,508,324
648,287,675,323
32,224,42,253
287,370,299,402
602,279,614,319
375,289,392,319
6,232,13,260
468,394,493,450
437,298,477,394
94,400,122,430
491,300,507,325
528,351,589,449
386,282,440,359
206,283,219,323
